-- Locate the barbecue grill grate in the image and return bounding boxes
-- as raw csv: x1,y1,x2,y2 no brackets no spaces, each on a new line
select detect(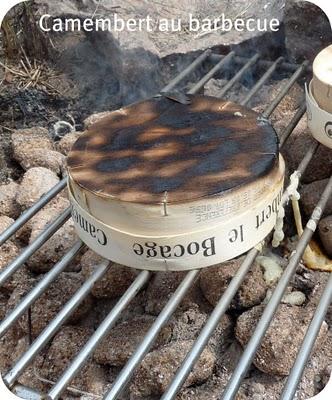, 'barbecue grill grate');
1,49,331,400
